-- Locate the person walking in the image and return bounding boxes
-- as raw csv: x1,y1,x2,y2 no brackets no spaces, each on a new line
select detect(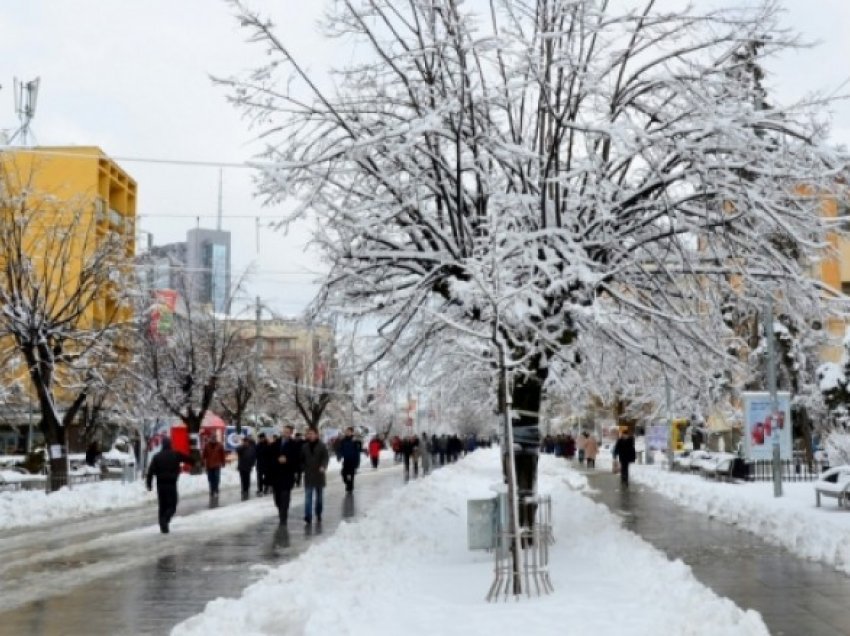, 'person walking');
202,436,226,498
584,433,599,469
301,426,329,525
338,426,361,493
612,429,636,487
146,437,192,534
236,435,257,497
401,435,419,480
255,432,271,496
420,433,432,475
270,425,301,524
368,436,382,469
576,432,587,465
